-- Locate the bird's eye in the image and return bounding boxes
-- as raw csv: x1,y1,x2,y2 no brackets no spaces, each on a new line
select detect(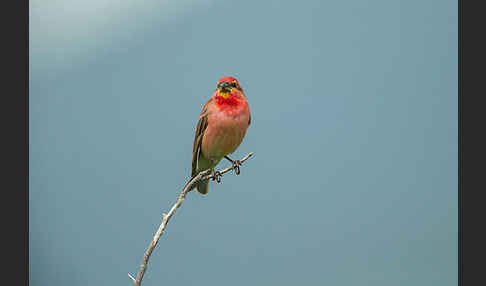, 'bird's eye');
231,82,237,88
